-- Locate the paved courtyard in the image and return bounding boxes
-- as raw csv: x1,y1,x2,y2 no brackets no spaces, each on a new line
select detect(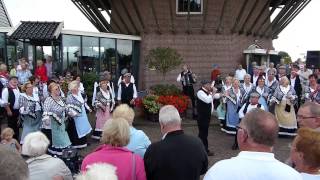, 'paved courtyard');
82,114,294,168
